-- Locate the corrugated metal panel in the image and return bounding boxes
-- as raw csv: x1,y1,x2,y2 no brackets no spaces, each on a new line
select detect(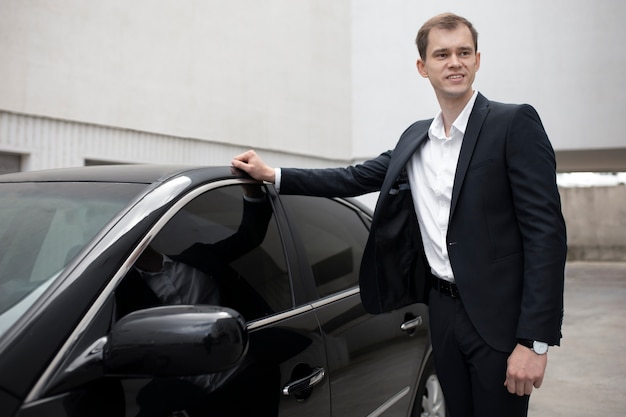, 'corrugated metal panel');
0,111,346,172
